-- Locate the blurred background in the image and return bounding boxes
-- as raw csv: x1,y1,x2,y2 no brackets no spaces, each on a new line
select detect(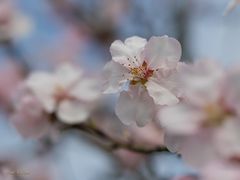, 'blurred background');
0,0,238,179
